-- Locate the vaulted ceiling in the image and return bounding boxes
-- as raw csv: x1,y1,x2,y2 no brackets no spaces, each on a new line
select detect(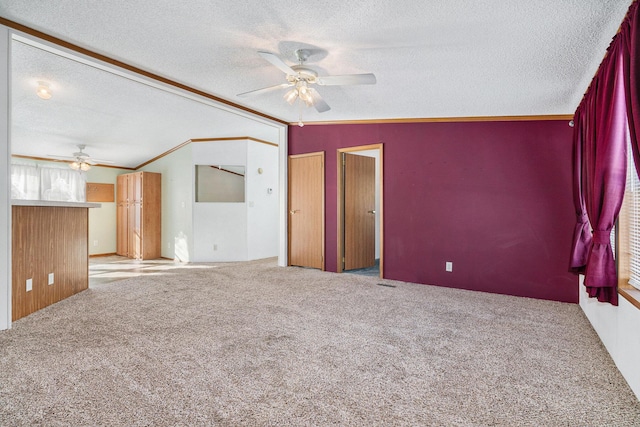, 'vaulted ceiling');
0,1,632,168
